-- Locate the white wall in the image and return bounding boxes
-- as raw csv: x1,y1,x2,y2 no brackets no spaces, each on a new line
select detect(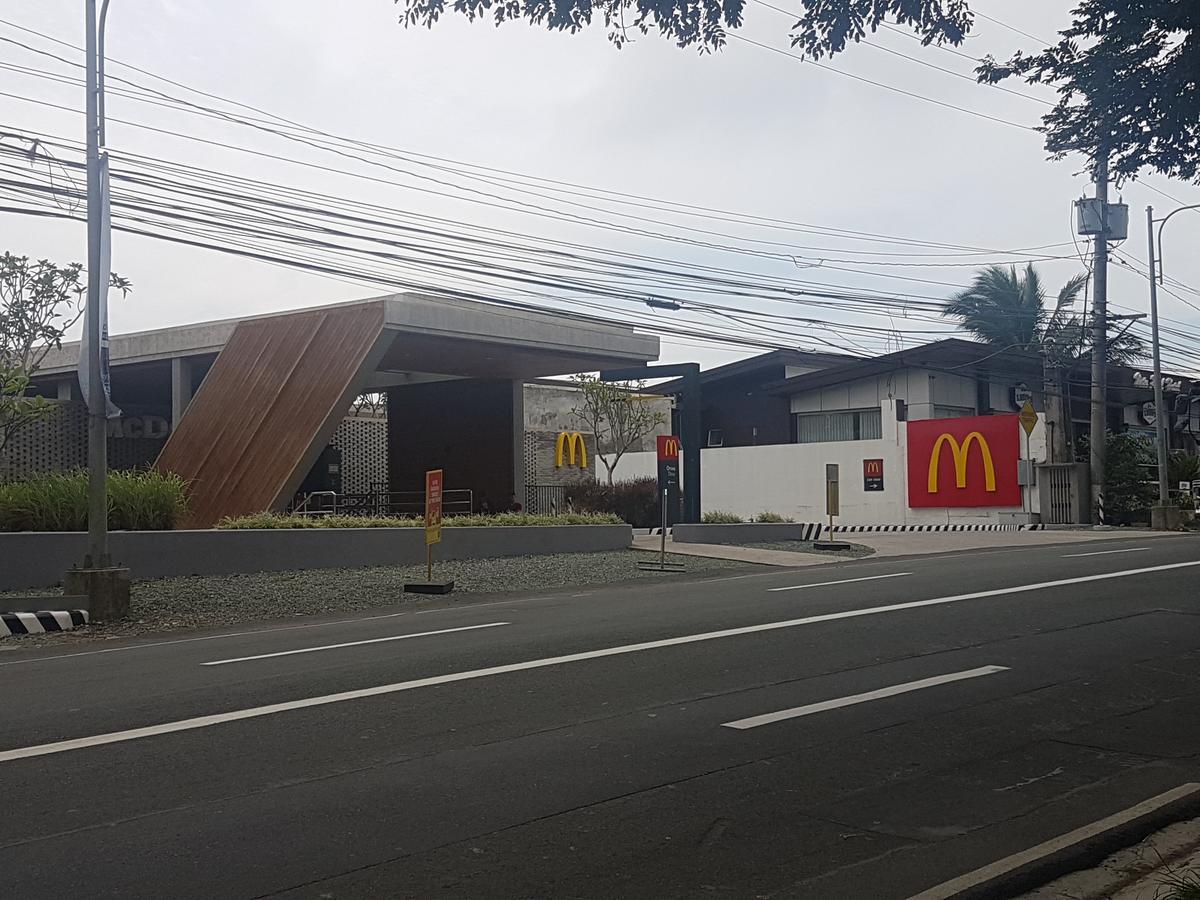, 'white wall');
608,411,1048,526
